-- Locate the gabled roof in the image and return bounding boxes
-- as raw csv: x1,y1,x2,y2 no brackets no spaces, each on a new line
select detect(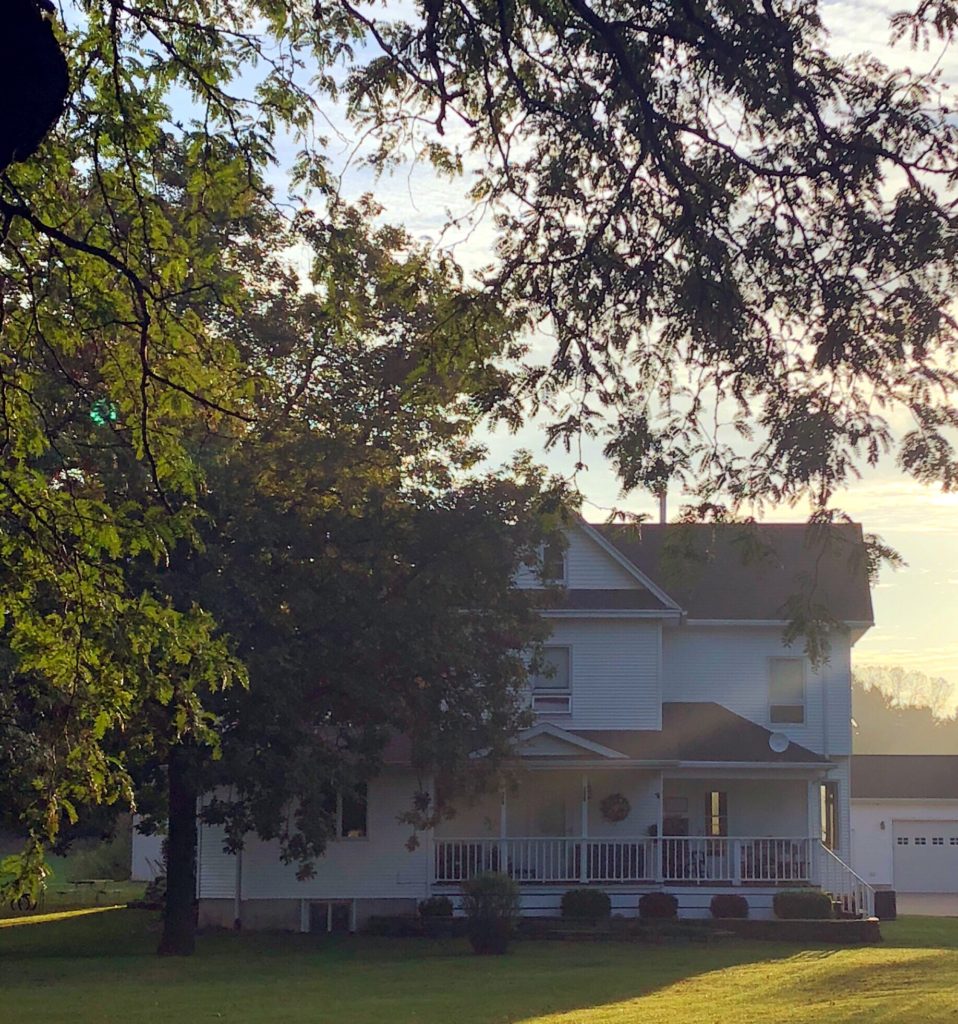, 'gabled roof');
575,519,681,610
573,702,828,764
517,722,628,759
851,755,958,800
593,522,874,624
